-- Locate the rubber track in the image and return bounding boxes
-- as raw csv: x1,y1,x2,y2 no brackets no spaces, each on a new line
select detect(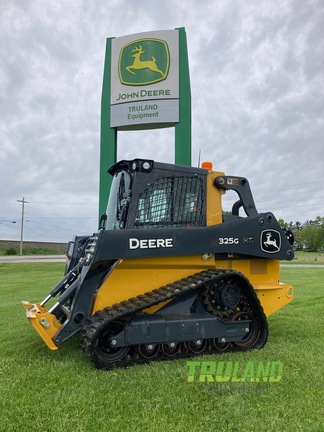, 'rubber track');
80,269,268,370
